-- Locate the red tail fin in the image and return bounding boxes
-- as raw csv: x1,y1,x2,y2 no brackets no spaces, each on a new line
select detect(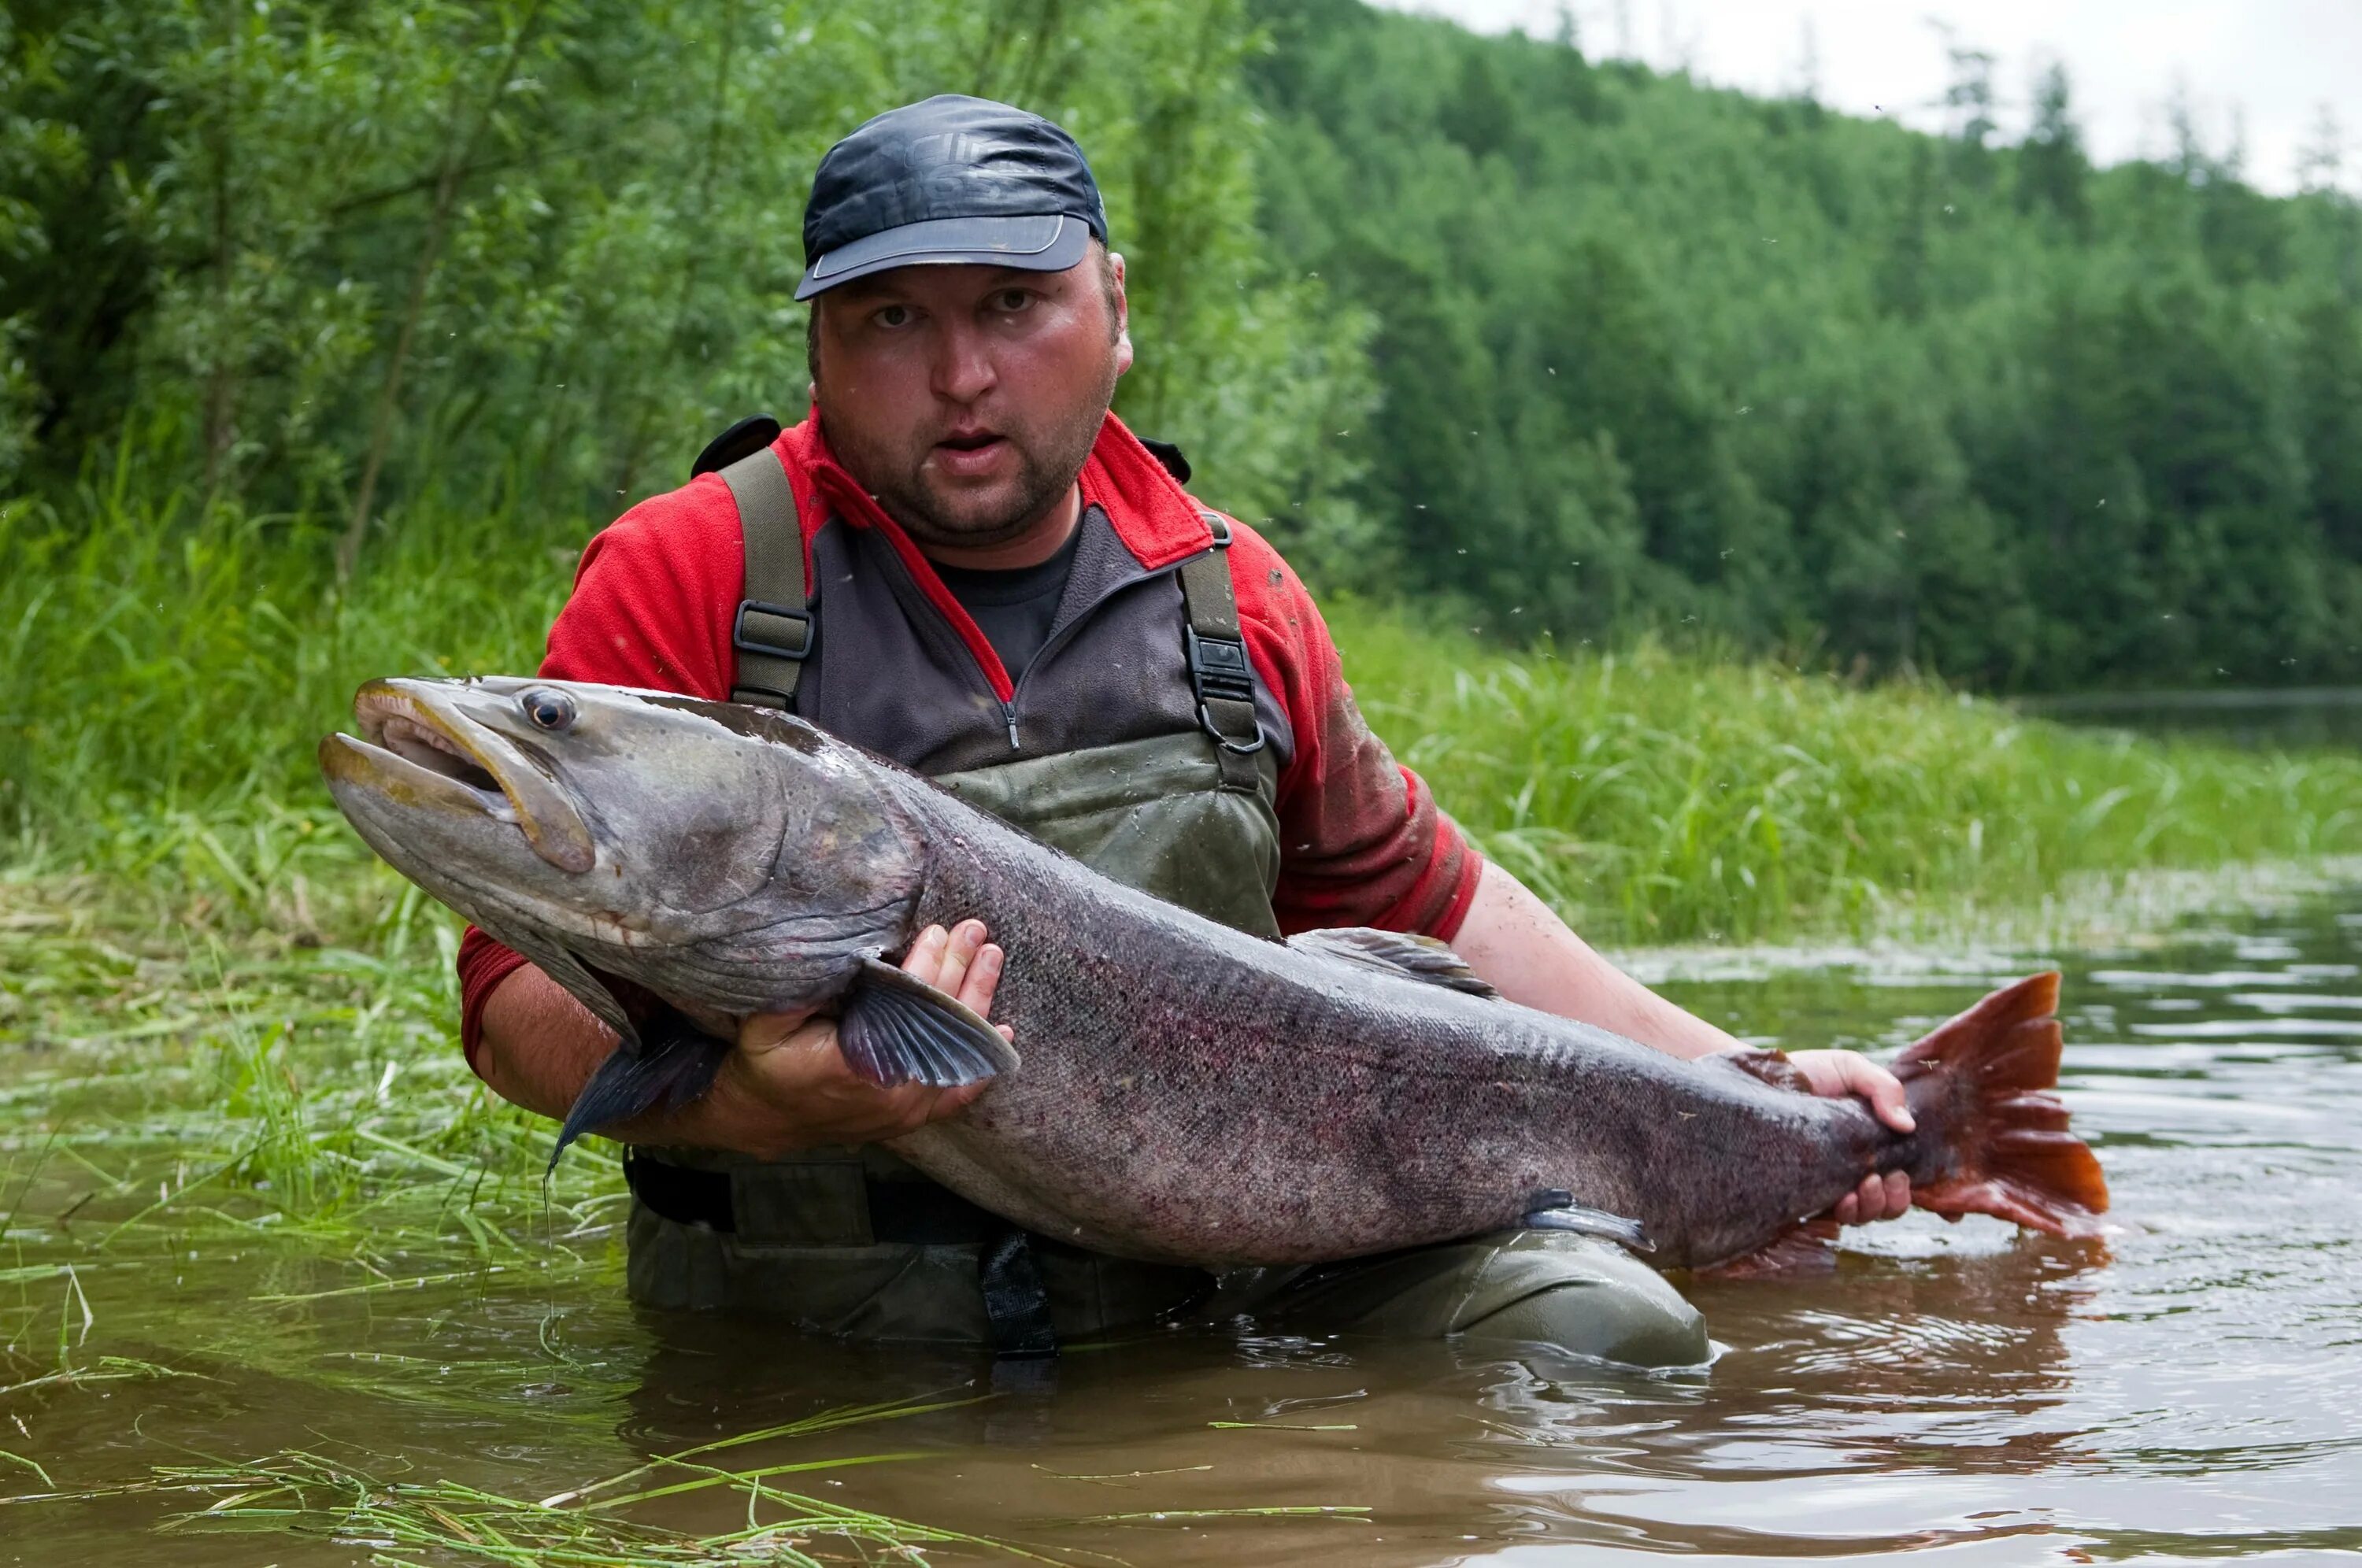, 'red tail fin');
1895,973,2109,1238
